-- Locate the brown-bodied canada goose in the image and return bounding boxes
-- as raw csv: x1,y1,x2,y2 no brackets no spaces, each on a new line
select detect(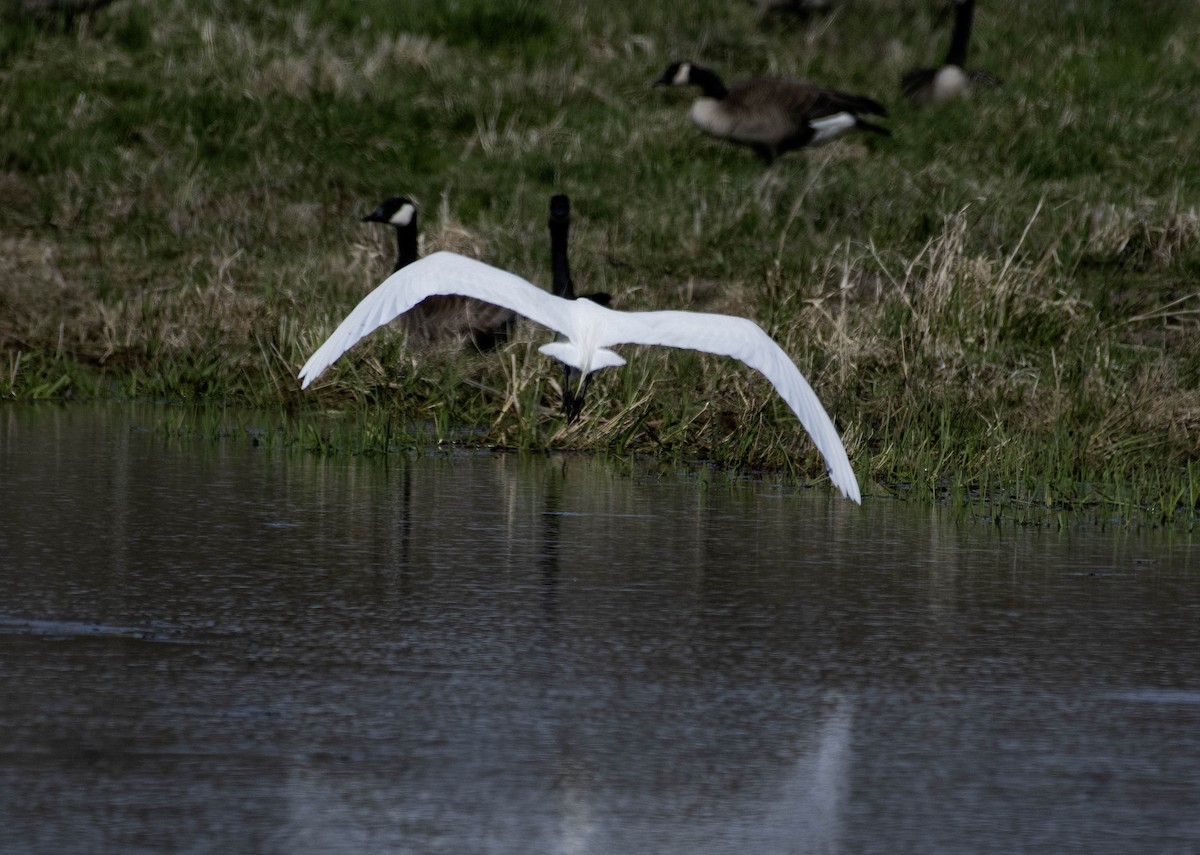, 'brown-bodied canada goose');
901,0,999,107
549,194,611,421
362,196,515,350
654,61,890,164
